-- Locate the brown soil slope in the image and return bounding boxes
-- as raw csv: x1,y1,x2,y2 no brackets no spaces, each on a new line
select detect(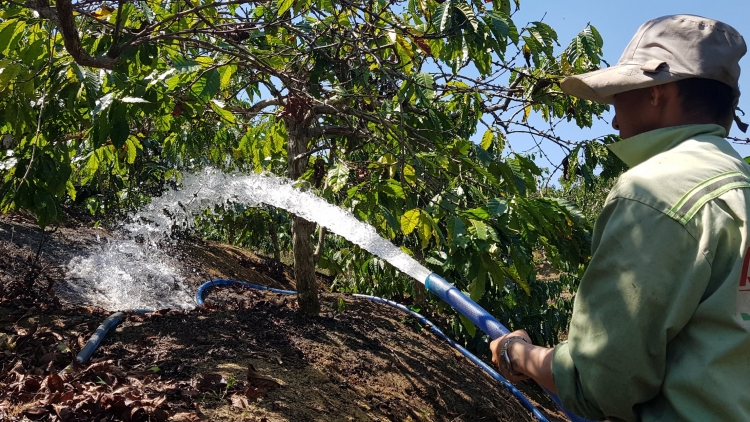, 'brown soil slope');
0,215,565,421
